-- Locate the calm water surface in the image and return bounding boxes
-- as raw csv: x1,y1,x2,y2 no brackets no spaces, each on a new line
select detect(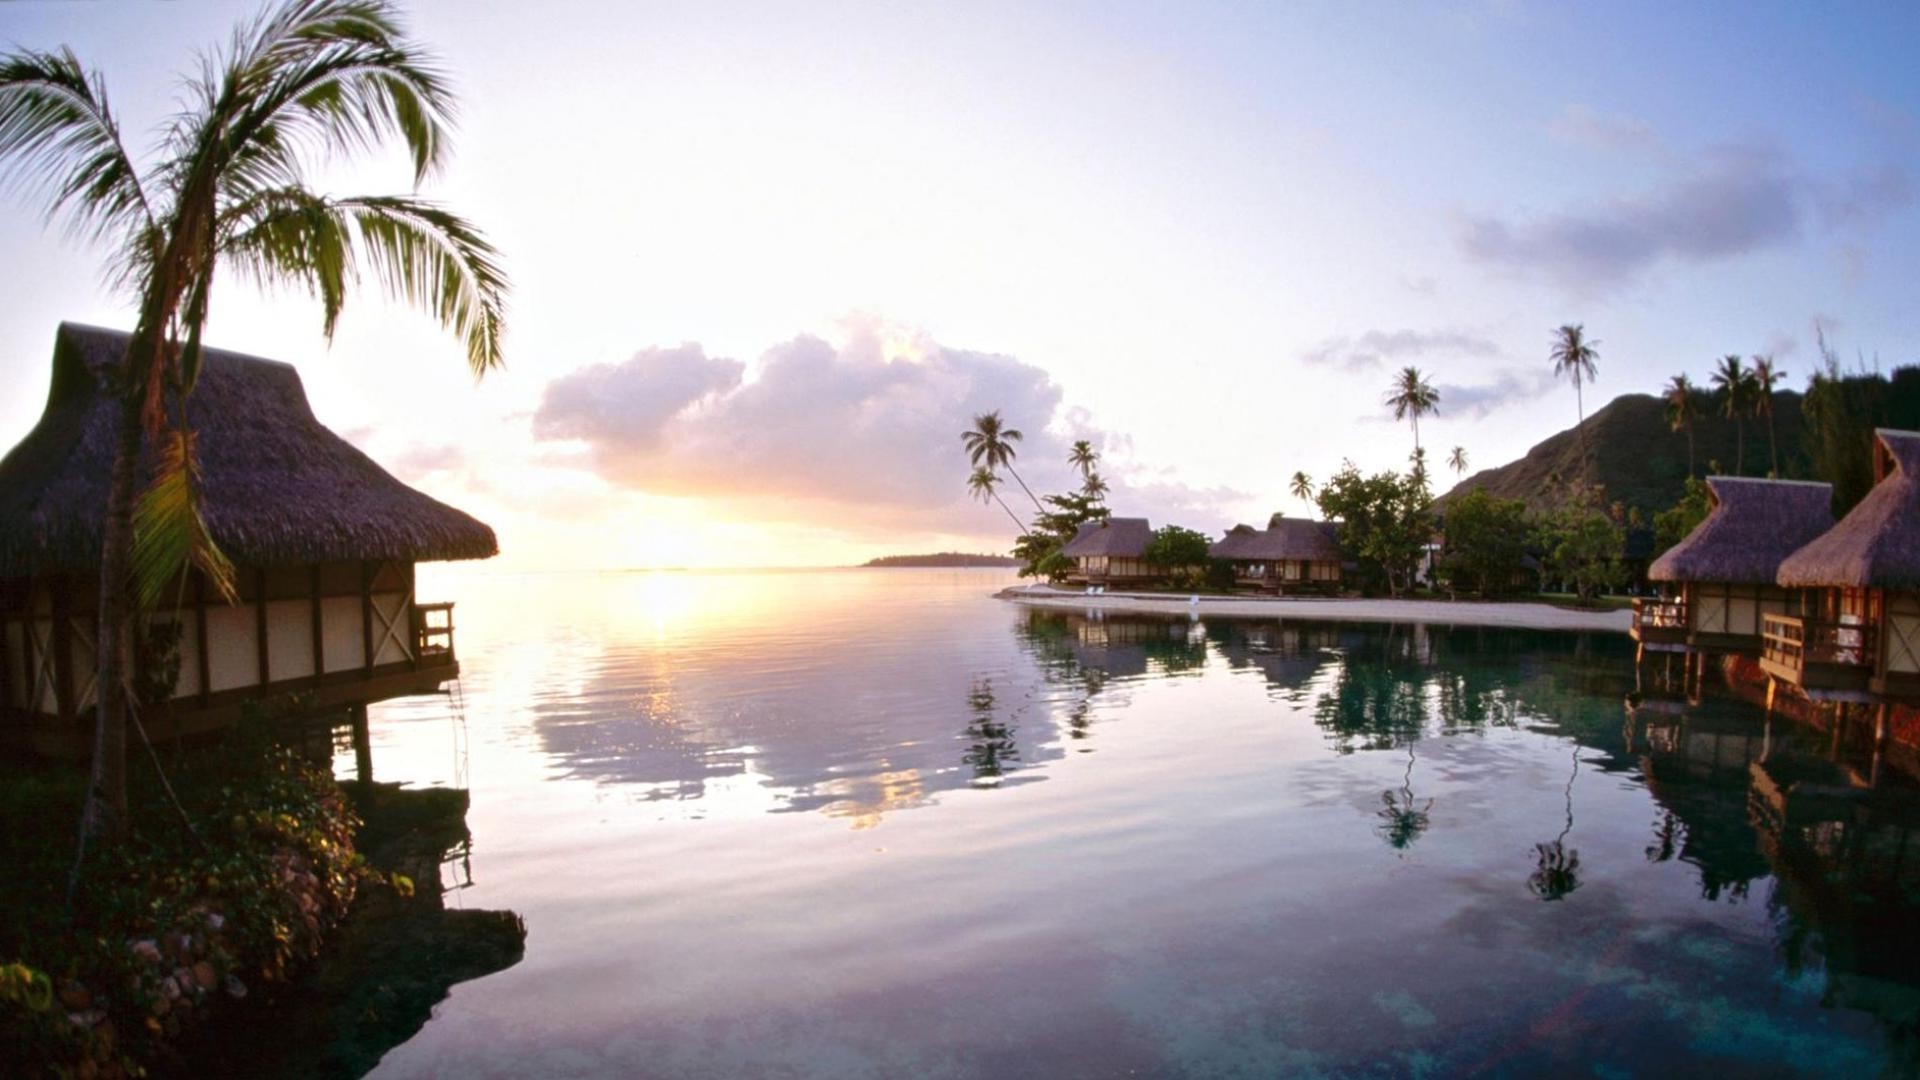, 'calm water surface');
357,568,1920,1078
